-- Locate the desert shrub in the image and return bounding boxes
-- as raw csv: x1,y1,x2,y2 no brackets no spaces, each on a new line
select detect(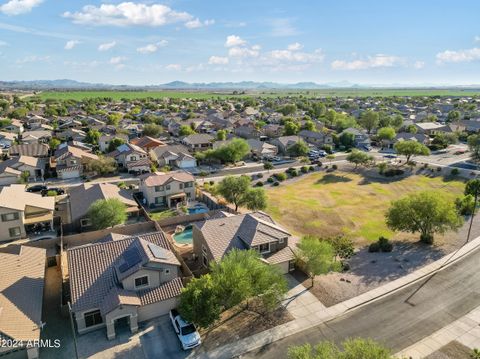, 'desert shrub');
267,177,274,183
255,181,264,187
301,166,308,173
451,168,460,176
378,237,393,252
368,242,380,253
273,181,280,186
275,173,287,181
332,164,338,170
309,166,315,171
290,170,299,177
